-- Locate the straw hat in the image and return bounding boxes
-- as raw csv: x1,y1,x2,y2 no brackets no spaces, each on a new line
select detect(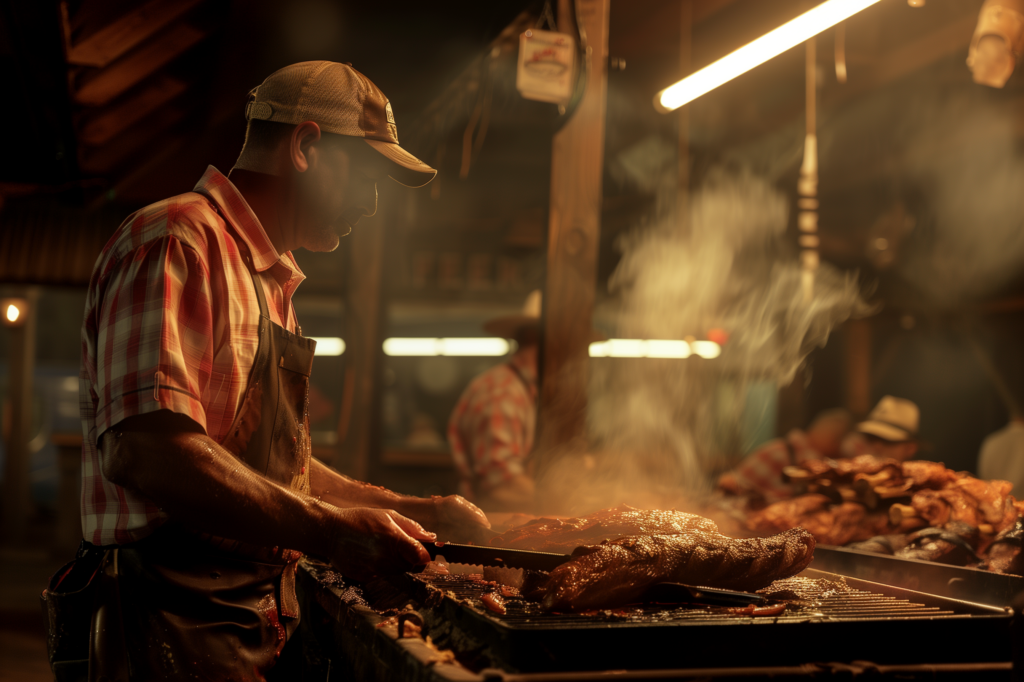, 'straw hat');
483,290,542,338
856,396,920,442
